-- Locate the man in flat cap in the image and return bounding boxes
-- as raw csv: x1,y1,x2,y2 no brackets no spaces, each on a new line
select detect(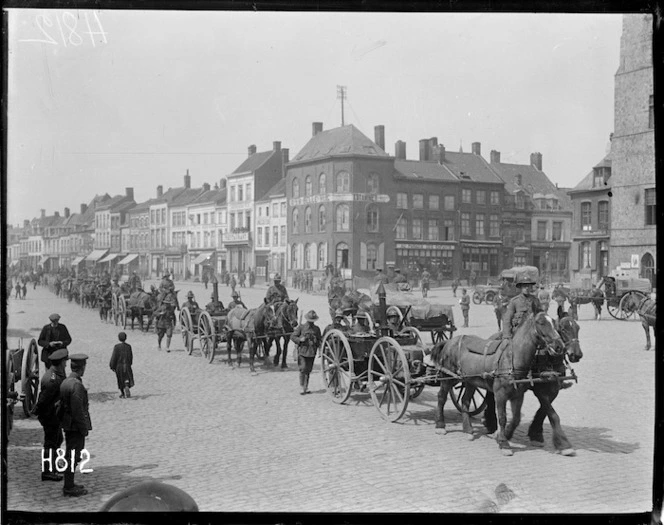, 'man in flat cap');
38,314,72,374
32,348,68,482
60,354,92,497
